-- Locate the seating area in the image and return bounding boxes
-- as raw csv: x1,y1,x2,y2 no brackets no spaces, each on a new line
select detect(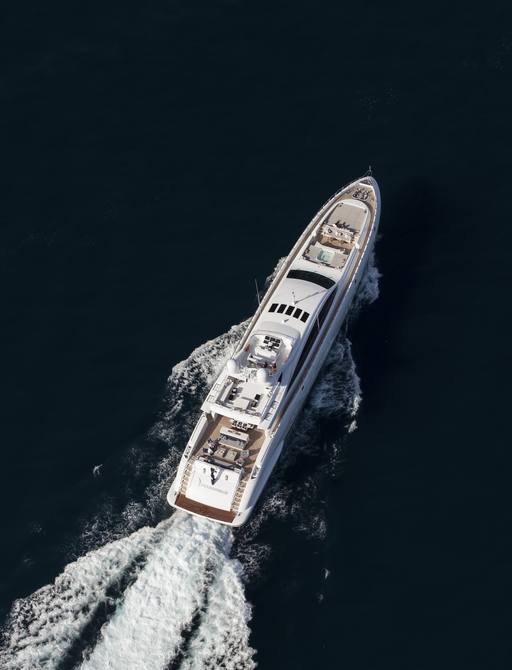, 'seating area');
263,334,280,350
218,379,236,404
218,377,264,413
318,233,352,251
321,221,356,245
202,426,251,469
305,200,367,267
247,352,276,369
247,334,281,366
326,200,368,232
305,243,348,269
186,415,265,494
219,425,249,446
